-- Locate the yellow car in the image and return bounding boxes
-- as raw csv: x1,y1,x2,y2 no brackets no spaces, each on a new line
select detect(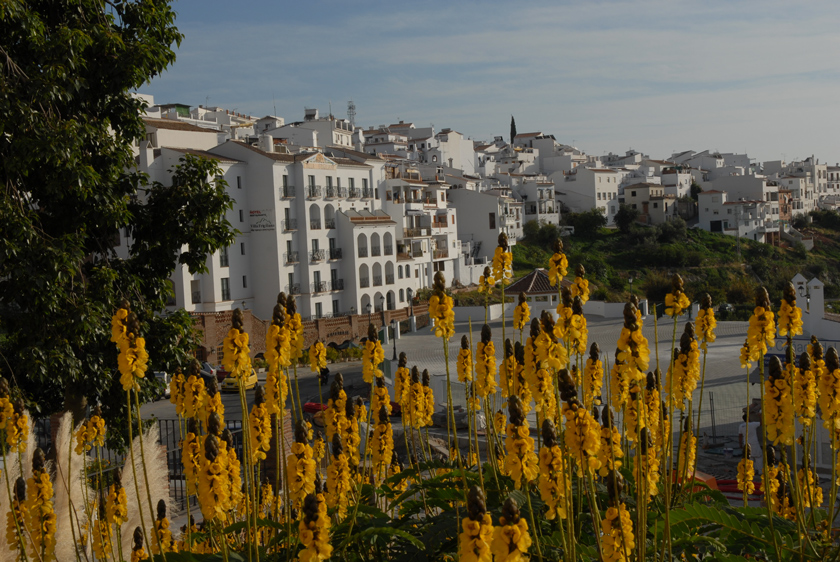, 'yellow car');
221,369,258,392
